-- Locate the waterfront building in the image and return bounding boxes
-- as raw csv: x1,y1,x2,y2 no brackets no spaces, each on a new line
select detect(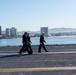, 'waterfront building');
10,27,17,37
6,28,10,37
40,27,48,36
0,26,1,35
